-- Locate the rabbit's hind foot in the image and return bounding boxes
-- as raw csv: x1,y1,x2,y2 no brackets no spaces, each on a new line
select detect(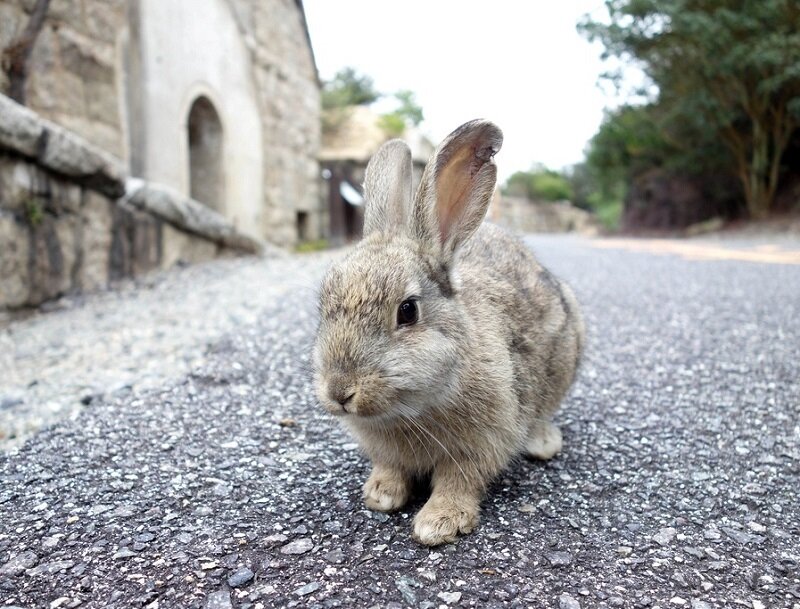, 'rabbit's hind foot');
525,421,562,460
